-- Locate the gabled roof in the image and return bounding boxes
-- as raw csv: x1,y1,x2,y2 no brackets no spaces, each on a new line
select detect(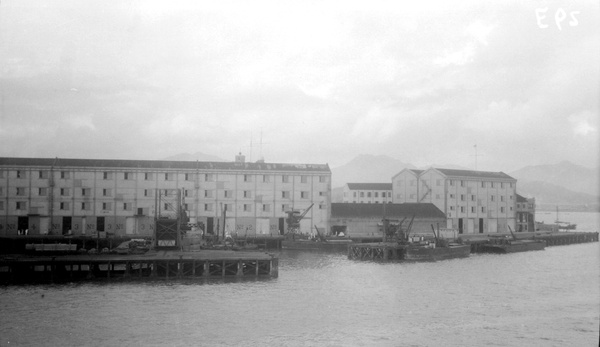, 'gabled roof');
434,168,515,180
346,183,392,190
516,194,532,202
0,157,331,173
331,203,446,219
392,168,421,180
